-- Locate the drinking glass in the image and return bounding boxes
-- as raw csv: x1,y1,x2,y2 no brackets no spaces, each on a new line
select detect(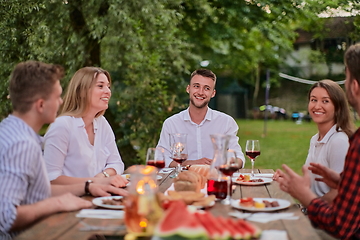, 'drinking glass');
146,147,165,170
169,133,188,178
217,149,241,205
245,140,261,176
